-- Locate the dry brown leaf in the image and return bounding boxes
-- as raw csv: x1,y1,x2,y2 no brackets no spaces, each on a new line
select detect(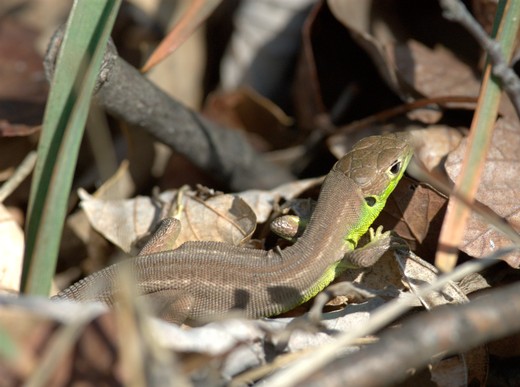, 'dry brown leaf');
382,176,447,262
328,0,402,99
91,160,136,201
81,188,257,254
409,126,464,172
0,20,47,103
81,174,321,256
173,192,256,247
488,333,520,358
397,252,468,309
328,0,480,102
203,87,295,150
385,177,426,244
237,176,322,223
389,39,480,99
294,1,400,131
445,117,520,267
0,19,47,138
